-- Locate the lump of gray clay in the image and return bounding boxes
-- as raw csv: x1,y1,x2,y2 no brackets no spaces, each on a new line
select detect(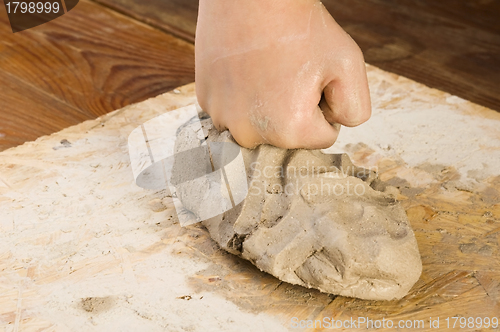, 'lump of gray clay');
175,116,422,301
